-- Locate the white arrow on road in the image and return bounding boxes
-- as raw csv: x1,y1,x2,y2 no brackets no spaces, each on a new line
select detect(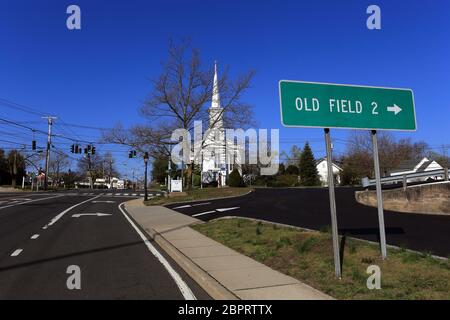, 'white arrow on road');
387,104,402,115
71,213,112,218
